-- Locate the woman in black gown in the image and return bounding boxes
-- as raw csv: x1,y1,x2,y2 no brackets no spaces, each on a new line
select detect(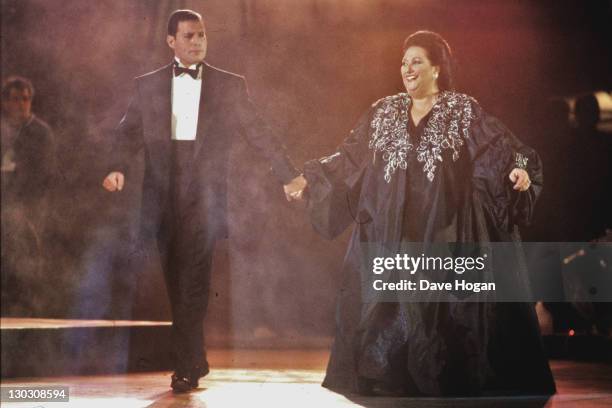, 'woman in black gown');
289,31,556,397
